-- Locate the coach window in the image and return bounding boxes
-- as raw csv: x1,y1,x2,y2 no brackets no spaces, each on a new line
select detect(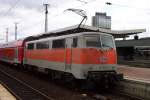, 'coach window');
72,38,78,48
27,43,34,50
36,41,49,49
52,39,65,48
